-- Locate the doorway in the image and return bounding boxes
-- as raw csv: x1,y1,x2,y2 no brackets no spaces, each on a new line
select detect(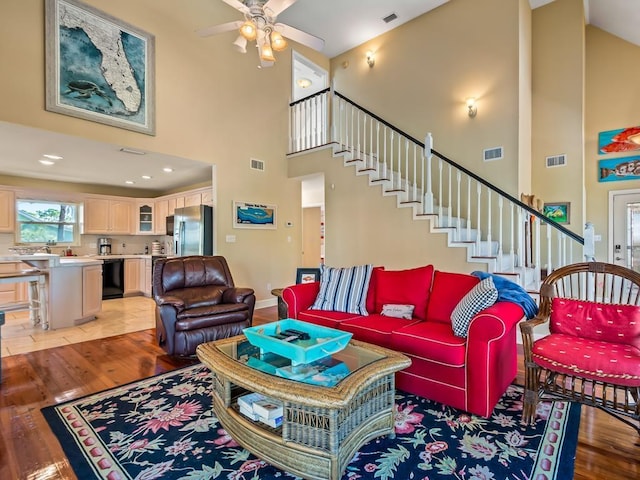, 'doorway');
301,174,325,267
609,189,640,271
